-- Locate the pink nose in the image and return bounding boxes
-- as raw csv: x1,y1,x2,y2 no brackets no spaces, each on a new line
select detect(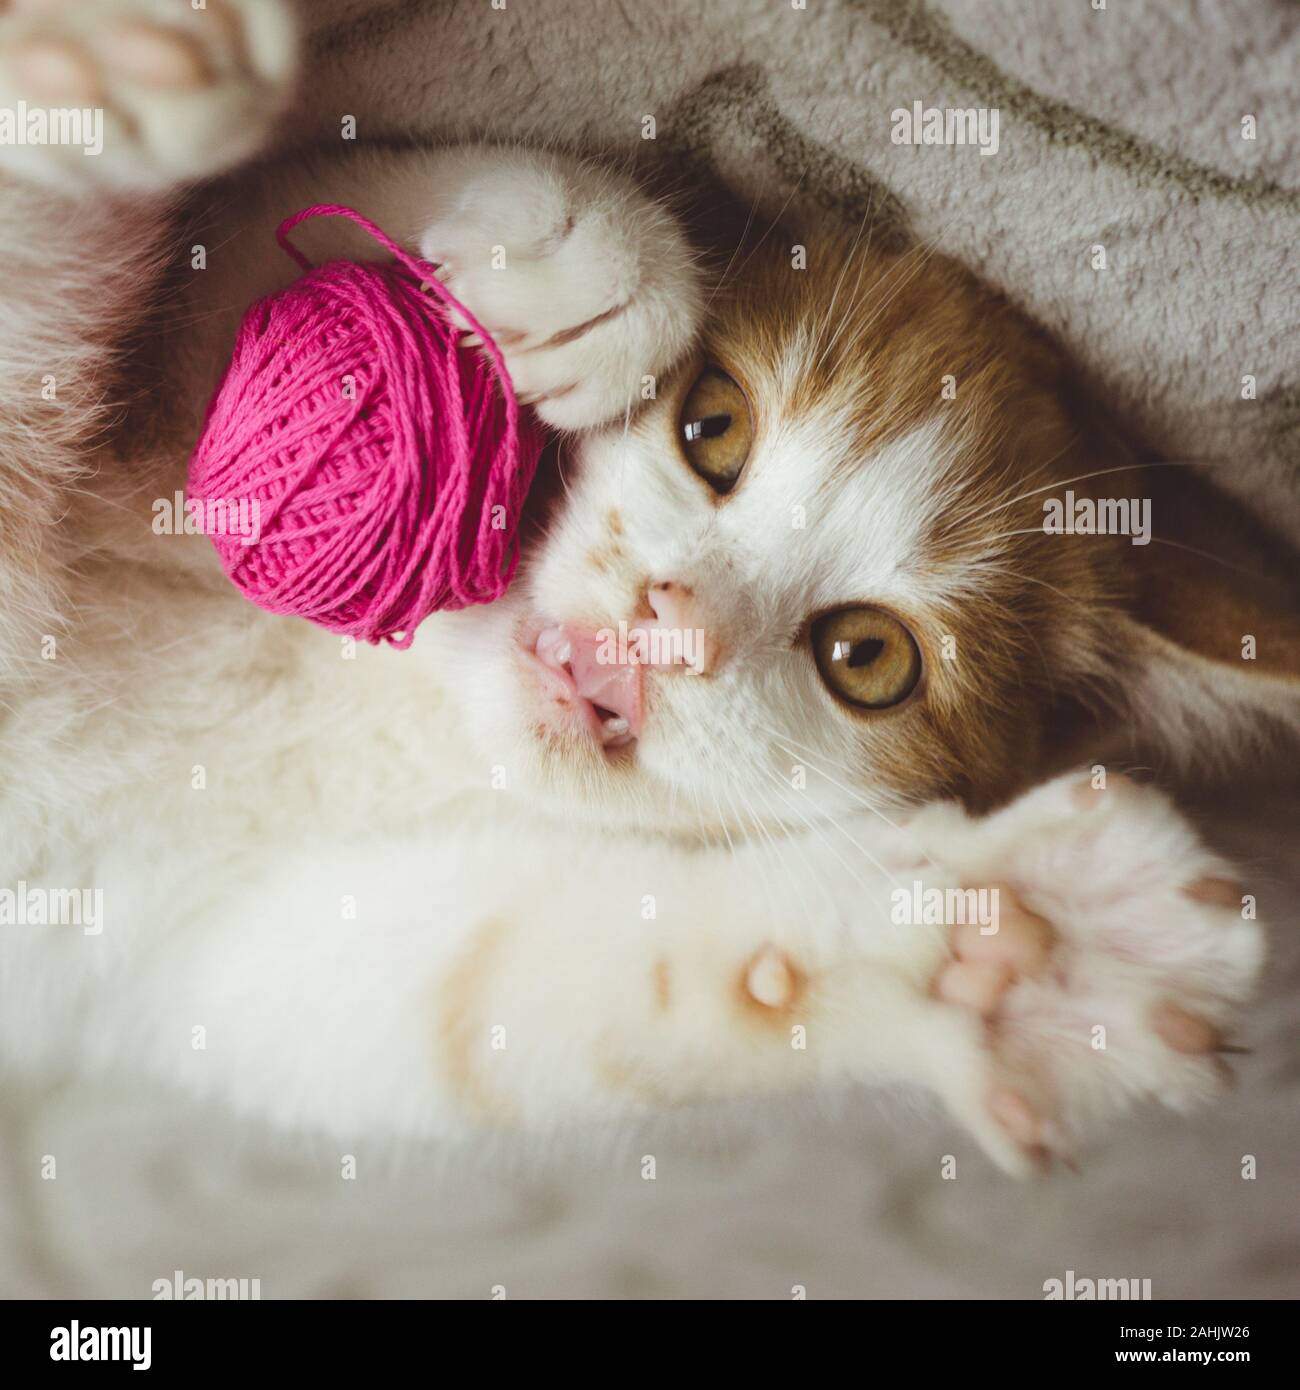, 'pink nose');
530,583,721,749
645,581,721,675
